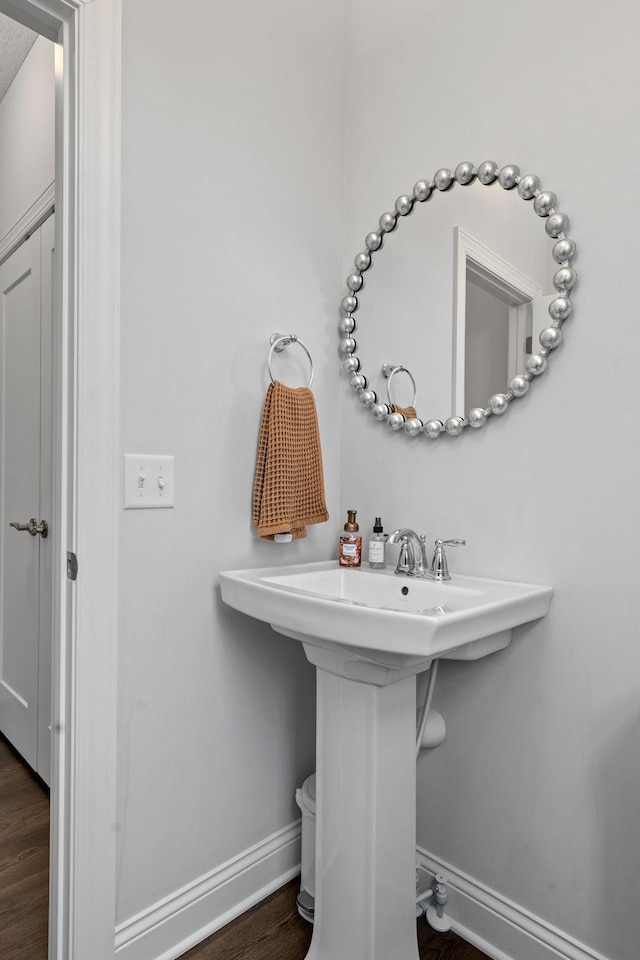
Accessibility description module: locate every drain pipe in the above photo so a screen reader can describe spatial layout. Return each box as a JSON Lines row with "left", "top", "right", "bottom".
{"left": 416, "top": 663, "right": 452, "bottom": 932}
{"left": 416, "top": 660, "right": 439, "bottom": 756}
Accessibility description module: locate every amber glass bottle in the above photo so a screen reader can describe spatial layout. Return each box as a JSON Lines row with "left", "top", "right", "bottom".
{"left": 339, "top": 509, "right": 362, "bottom": 567}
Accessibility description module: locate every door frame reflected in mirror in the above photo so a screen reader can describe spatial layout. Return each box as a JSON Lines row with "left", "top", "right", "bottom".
{"left": 453, "top": 225, "right": 542, "bottom": 414}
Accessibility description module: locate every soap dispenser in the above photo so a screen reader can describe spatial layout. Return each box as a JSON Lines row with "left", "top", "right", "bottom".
{"left": 339, "top": 510, "right": 362, "bottom": 567}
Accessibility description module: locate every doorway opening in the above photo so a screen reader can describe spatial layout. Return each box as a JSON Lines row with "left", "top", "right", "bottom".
{"left": 0, "top": 2, "right": 120, "bottom": 959}
{"left": 0, "top": 25, "right": 55, "bottom": 957}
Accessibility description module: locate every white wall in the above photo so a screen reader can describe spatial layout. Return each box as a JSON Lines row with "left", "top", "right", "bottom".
{"left": 341, "top": 3, "right": 640, "bottom": 960}
{"left": 116, "top": 0, "right": 344, "bottom": 935}
{"left": 115, "top": 3, "right": 640, "bottom": 959}
{"left": 0, "top": 36, "right": 54, "bottom": 243}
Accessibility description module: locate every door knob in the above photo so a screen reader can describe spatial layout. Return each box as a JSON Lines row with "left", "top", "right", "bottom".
{"left": 9, "top": 518, "right": 48, "bottom": 538}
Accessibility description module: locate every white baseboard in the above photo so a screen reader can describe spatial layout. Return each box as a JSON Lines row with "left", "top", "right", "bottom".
{"left": 115, "top": 820, "right": 302, "bottom": 960}
{"left": 417, "top": 847, "right": 612, "bottom": 960}
{"left": 114, "top": 827, "right": 611, "bottom": 960}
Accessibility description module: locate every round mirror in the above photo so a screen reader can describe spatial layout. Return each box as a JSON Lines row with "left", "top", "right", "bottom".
{"left": 339, "top": 162, "right": 576, "bottom": 438}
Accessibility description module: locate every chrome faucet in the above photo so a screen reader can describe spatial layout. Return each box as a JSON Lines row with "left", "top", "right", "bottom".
{"left": 386, "top": 529, "right": 430, "bottom": 577}
{"left": 387, "top": 531, "right": 466, "bottom": 581}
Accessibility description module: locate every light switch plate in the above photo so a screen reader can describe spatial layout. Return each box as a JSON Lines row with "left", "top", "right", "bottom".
{"left": 124, "top": 454, "right": 175, "bottom": 509}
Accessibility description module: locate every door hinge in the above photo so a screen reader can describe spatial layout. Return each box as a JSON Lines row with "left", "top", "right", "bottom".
{"left": 66, "top": 551, "right": 78, "bottom": 581}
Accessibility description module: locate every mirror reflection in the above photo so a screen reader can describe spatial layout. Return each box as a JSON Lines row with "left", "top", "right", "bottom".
{"left": 340, "top": 164, "right": 575, "bottom": 438}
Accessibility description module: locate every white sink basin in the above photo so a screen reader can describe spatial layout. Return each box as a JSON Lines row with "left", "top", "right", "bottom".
{"left": 219, "top": 560, "right": 552, "bottom": 665}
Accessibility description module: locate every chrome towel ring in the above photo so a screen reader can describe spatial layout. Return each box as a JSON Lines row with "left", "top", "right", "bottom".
{"left": 382, "top": 363, "right": 417, "bottom": 409}
{"left": 268, "top": 333, "right": 314, "bottom": 388}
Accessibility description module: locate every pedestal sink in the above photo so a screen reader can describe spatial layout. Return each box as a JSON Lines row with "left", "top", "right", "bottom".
{"left": 219, "top": 561, "right": 552, "bottom": 960}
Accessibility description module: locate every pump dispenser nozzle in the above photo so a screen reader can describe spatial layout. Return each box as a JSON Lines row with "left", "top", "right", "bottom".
{"left": 344, "top": 510, "right": 359, "bottom": 532}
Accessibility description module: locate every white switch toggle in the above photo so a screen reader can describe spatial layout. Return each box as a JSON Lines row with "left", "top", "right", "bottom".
{"left": 124, "top": 455, "right": 175, "bottom": 509}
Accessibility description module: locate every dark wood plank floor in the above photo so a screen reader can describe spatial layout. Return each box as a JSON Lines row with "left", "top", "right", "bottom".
{"left": 0, "top": 734, "right": 49, "bottom": 960}
{"left": 182, "top": 880, "right": 490, "bottom": 960}
{"left": 0, "top": 734, "right": 488, "bottom": 960}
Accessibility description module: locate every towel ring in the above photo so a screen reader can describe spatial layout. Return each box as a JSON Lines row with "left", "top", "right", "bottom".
{"left": 268, "top": 333, "right": 314, "bottom": 388}
{"left": 382, "top": 364, "right": 417, "bottom": 409}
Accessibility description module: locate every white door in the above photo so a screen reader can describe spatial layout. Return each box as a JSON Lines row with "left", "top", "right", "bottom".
{"left": 0, "top": 214, "right": 53, "bottom": 784}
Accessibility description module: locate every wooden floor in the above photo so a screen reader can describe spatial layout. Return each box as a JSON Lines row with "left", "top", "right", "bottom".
{"left": 0, "top": 734, "right": 487, "bottom": 960}
{"left": 182, "top": 880, "right": 490, "bottom": 960}
{"left": 0, "top": 735, "right": 49, "bottom": 960}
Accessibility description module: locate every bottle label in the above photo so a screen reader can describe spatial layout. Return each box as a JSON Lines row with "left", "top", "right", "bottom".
{"left": 339, "top": 534, "right": 362, "bottom": 566}
{"left": 368, "top": 540, "right": 384, "bottom": 563}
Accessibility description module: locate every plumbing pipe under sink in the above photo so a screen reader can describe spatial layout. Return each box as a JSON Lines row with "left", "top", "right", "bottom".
{"left": 416, "top": 660, "right": 439, "bottom": 756}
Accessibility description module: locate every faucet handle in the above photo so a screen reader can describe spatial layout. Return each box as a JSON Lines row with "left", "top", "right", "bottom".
{"left": 431, "top": 538, "right": 466, "bottom": 581}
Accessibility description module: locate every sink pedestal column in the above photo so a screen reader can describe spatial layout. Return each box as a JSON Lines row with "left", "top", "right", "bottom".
{"left": 302, "top": 641, "right": 422, "bottom": 960}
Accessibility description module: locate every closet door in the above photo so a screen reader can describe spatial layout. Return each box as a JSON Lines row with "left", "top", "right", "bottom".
{"left": 0, "top": 217, "right": 53, "bottom": 783}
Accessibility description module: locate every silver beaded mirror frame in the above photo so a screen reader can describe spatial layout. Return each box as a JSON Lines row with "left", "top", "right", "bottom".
{"left": 339, "top": 161, "right": 576, "bottom": 438}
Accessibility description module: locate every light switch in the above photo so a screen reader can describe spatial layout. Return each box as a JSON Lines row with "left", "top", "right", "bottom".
{"left": 124, "top": 454, "right": 175, "bottom": 509}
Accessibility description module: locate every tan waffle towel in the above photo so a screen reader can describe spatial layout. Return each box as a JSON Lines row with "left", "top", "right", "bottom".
{"left": 392, "top": 404, "right": 417, "bottom": 419}
{"left": 252, "top": 381, "right": 329, "bottom": 540}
